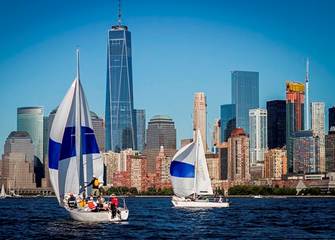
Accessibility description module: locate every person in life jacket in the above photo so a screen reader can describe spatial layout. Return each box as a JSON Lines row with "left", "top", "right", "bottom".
{"left": 86, "top": 175, "right": 104, "bottom": 196}
{"left": 109, "top": 194, "right": 119, "bottom": 218}
{"left": 67, "top": 193, "right": 77, "bottom": 208}
{"left": 87, "top": 196, "right": 97, "bottom": 211}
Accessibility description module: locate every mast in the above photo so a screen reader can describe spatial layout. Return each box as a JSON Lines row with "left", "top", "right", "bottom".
{"left": 118, "top": 0, "right": 122, "bottom": 26}
{"left": 75, "top": 49, "right": 84, "bottom": 196}
{"left": 305, "top": 58, "right": 310, "bottom": 130}
{"left": 193, "top": 130, "right": 199, "bottom": 199}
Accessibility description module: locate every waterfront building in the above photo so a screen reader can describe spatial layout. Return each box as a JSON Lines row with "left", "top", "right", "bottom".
{"left": 217, "top": 142, "right": 228, "bottom": 180}
{"left": 1, "top": 131, "right": 36, "bottom": 190}
{"left": 286, "top": 81, "right": 305, "bottom": 173}
{"left": 212, "top": 119, "right": 221, "bottom": 152}
{"left": 227, "top": 128, "right": 250, "bottom": 182}
{"left": 220, "top": 104, "right": 236, "bottom": 142}
{"left": 134, "top": 109, "right": 146, "bottom": 152}
{"left": 105, "top": 17, "right": 135, "bottom": 152}
{"left": 329, "top": 106, "right": 335, "bottom": 131}
{"left": 231, "top": 71, "right": 259, "bottom": 134}
{"left": 127, "top": 154, "right": 147, "bottom": 192}
{"left": 180, "top": 138, "right": 193, "bottom": 148}
{"left": 311, "top": 102, "right": 325, "bottom": 172}
{"left": 264, "top": 149, "right": 287, "bottom": 179}
{"left": 292, "top": 130, "right": 319, "bottom": 174}
{"left": 155, "top": 146, "right": 172, "bottom": 189}
{"left": 326, "top": 127, "right": 335, "bottom": 172}
{"left": 144, "top": 115, "right": 176, "bottom": 173}
{"left": 17, "top": 106, "right": 44, "bottom": 186}
{"left": 193, "top": 92, "right": 207, "bottom": 151}
{"left": 206, "top": 153, "right": 220, "bottom": 180}
{"left": 249, "top": 108, "right": 268, "bottom": 165}
{"left": 266, "top": 100, "right": 286, "bottom": 149}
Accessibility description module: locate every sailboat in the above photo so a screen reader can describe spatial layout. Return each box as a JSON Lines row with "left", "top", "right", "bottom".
{"left": 0, "top": 184, "right": 7, "bottom": 199}
{"left": 170, "top": 129, "right": 229, "bottom": 208}
{"left": 48, "top": 49, "right": 129, "bottom": 222}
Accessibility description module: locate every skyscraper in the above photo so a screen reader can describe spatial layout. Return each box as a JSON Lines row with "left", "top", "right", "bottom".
{"left": 220, "top": 104, "right": 236, "bottom": 142}
{"left": 193, "top": 92, "right": 207, "bottom": 151}
{"left": 105, "top": 9, "right": 135, "bottom": 152}
{"left": 264, "top": 149, "right": 287, "bottom": 179}
{"left": 266, "top": 100, "right": 286, "bottom": 149}
{"left": 2, "top": 131, "right": 36, "bottom": 190}
{"left": 329, "top": 106, "right": 335, "bottom": 131}
{"left": 249, "top": 108, "right": 268, "bottom": 165}
{"left": 326, "top": 127, "right": 335, "bottom": 172}
{"left": 91, "top": 111, "right": 105, "bottom": 152}
{"left": 17, "top": 106, "right": 44, "bottom": 187}
{"left": 145, "top": 115, "right": 176, "bottom": 173}
{"left": 232, "top": 71, "right": 259, "bottom": 134}
{"left": 311, "top": 102, "right": 325, "bottom": 172}
{"left": 286, "top": 81, "right": 305, "bottom": 173}
{"left": 134, "top": 109, "right": 146, "bottom": 152}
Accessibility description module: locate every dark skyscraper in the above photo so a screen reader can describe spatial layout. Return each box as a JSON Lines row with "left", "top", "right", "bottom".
{"left": 145, "top": 115, "right": 176, "bottom": 173}
{"left": 105, "top": 13, "right": 135, "bottom": 152}
{"left": 220, "top": 104, "right": 236, "bottom": 142}
{"left": 329, "top": 106, "right": 335, "bottom": 131}
{"left": 231, "top": 71, "right": 259, "bottom": 134}
{"left": 134, "top": 109, "right": 146, "bottom": 152}
{"left": 267, "top": 100, "right": 286, "bottom": 149}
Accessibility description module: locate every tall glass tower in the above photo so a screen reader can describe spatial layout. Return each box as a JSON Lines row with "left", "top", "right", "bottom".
{"left": 105, "top": 19, "right": 135, "bottom": 152}
{"left": 231, "top": 71, "right": 259, "bottom": 134}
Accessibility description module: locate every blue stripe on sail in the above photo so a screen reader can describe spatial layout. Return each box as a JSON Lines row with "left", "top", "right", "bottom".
{"left": 49, "top": 139, "right": 61, "bottom": 170}
{"left": 48, "top": 126, "right": 100, "bottom": 169}
{"left": 170, "top": 161, "right": 195, "bottom": 178}
{"left": 81, "top": 126, "right": 100, "bottom": 154}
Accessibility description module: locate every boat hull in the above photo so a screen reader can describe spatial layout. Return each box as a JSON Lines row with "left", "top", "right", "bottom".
{"left": 171, "top": 196, "right": 229, "bottom": 208}
{"left": 66, "top": 208, "right": 129, "bottom": 222}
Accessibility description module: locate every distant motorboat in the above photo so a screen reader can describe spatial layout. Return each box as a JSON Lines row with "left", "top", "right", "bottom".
{"left": 170, "top": 130, "right": 229, "bottom": 208}
{"left": 253, "top": 195, "right": 263, "bottom": 199}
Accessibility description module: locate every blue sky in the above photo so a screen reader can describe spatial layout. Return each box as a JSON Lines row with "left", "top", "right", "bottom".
{"left": 0, "top": 0, "right": 335, "bottom": 153}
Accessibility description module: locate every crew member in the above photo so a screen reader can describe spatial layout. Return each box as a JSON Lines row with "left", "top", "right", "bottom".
{"left": 109, "top": 194, "right": 119, "bottom": 218}
{"left": 67, "top": 193, "right": 77, "bottom": 208}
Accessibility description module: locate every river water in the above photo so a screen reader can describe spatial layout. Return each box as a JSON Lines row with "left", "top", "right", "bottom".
{"left": 0, "top": 196, "right": 334, "bottom": 239}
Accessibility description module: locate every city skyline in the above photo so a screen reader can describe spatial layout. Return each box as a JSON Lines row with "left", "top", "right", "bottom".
{"left": 1, "top": 0, "right": 335, "bottom": 153}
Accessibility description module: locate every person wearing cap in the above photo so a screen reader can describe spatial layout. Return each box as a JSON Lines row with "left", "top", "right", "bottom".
{"left": 67, "top": 193, "right": 77, "bottom": 209}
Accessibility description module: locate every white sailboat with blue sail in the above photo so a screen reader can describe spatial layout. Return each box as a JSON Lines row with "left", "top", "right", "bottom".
{"left": 170, "top": 129, "right": 229, "bottom": 208}
{"left": 48, "top": 49, "right": 129, "bottom": 222}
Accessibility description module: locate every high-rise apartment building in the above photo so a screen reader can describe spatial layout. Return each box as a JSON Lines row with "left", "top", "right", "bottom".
{"left": 1, "top": 131, "right": 36, "bottom": 190}
{"left": 266, "top": 100, "right": 286, "bottom": 149}
{"left": 205, "top": 153, "right": 220, "bottom": 180}
{"left": 17, "top": 106, "right": 44, "bottom": 186}
{"left": 249, "top": 108, "right": 268, "bottom": 165}
{"left": 227, "top": 128, "right": 250, "bottom": 182}
{"left": 292, "top": 130, "right": 319, "bottom": 174}
{"left": 193, "top": 92, "right": 207, "bottom": 151}
{"left": 311, "top": 102, "right": 325, "bottom": 172}
{"left": 326, "top": 127, "right": 335, "bottom": 172}
{"left": 231, "top": 71, "right": 259, "bottom": 134}
{"left": 91, "top": 111, "right": 105, "bottom": 152}
{"left": 329, "top": 106, "right": 335, "bottom": 131}
{"left": 145, "top": 115, "right": 176, "bottom": 173}
{"left": 134, "top": 109, "right": 146, "bottom": 152}
{"left": 212, "top": 119, "right": 221, "bottom": 151}
{"left": 155, "top": 146, "right": 172, "bottom": 189}
{"left": 264, "top": 149, "right": 287, "bottom": 179}
{"left": 286, "top": 81, "right": 305, "bottom": 173}
{"left": 220, "top": 104, "right": 236, "bottom": 142}
{"left": 105, "top": 18, "right": 135, "bottom": 152}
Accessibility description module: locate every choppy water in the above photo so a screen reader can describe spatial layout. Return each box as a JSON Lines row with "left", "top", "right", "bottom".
{"left": 0, "top": 196, "right": 334, "bottom": 239}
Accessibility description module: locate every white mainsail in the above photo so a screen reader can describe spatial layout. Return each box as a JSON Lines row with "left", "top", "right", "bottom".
{"left": 0, "top": 184, "right": 6, "bottom": 198}
{"left": 48, "top": 50, "right": 103, "bottom": 204}
{"left": 170, "top": 129, "right": 213, "bottom": 198}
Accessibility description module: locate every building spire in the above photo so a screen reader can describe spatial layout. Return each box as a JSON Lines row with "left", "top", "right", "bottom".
{"left": 118, "top": 0, "right": 122, "bottom": 26}
{"left": 76, "top": 48, "right": 80, "bottom": 80}
{"left": 305, "top": 57, "right": 310, "bottom": 130}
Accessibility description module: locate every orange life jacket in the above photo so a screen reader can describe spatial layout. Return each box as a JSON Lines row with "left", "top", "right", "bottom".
{"left": 88, "top": 200, "right": 96, "bottom": 209}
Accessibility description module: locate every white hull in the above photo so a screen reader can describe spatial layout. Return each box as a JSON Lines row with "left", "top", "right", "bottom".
{"left": 172, "top": 196, "right": 229, "bottom": 208}
{"left": 66, "top": 207, "right": 129, "bottom": 222}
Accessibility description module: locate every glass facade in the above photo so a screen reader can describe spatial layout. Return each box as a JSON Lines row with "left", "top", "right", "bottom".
{"left": 231, "top": 71, "right": 259, "bottom": 134}
{"left": 266, "top": 100, "right": 286, "bottom": 149}
{"left": 134, "top": 109, "right": 146, "bottom": 152}
{"left": 329, "top": 106, "right": 335, "bottom": 131}
{"left": 105, "top": 25, "right": 135, "bottom": 152}
{"left": 220, "top": 104, "right": 236, "bottom": 142}
{"left": 249, "top": 108, "right": 267, "bottom": 165}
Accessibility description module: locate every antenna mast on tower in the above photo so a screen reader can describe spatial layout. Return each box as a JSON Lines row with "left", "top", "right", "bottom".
{"left": 305, "top": 58, "right": 310, "bottom": 130}
{"left": 118, "top": 0, "right": 122, "bottom": 26}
